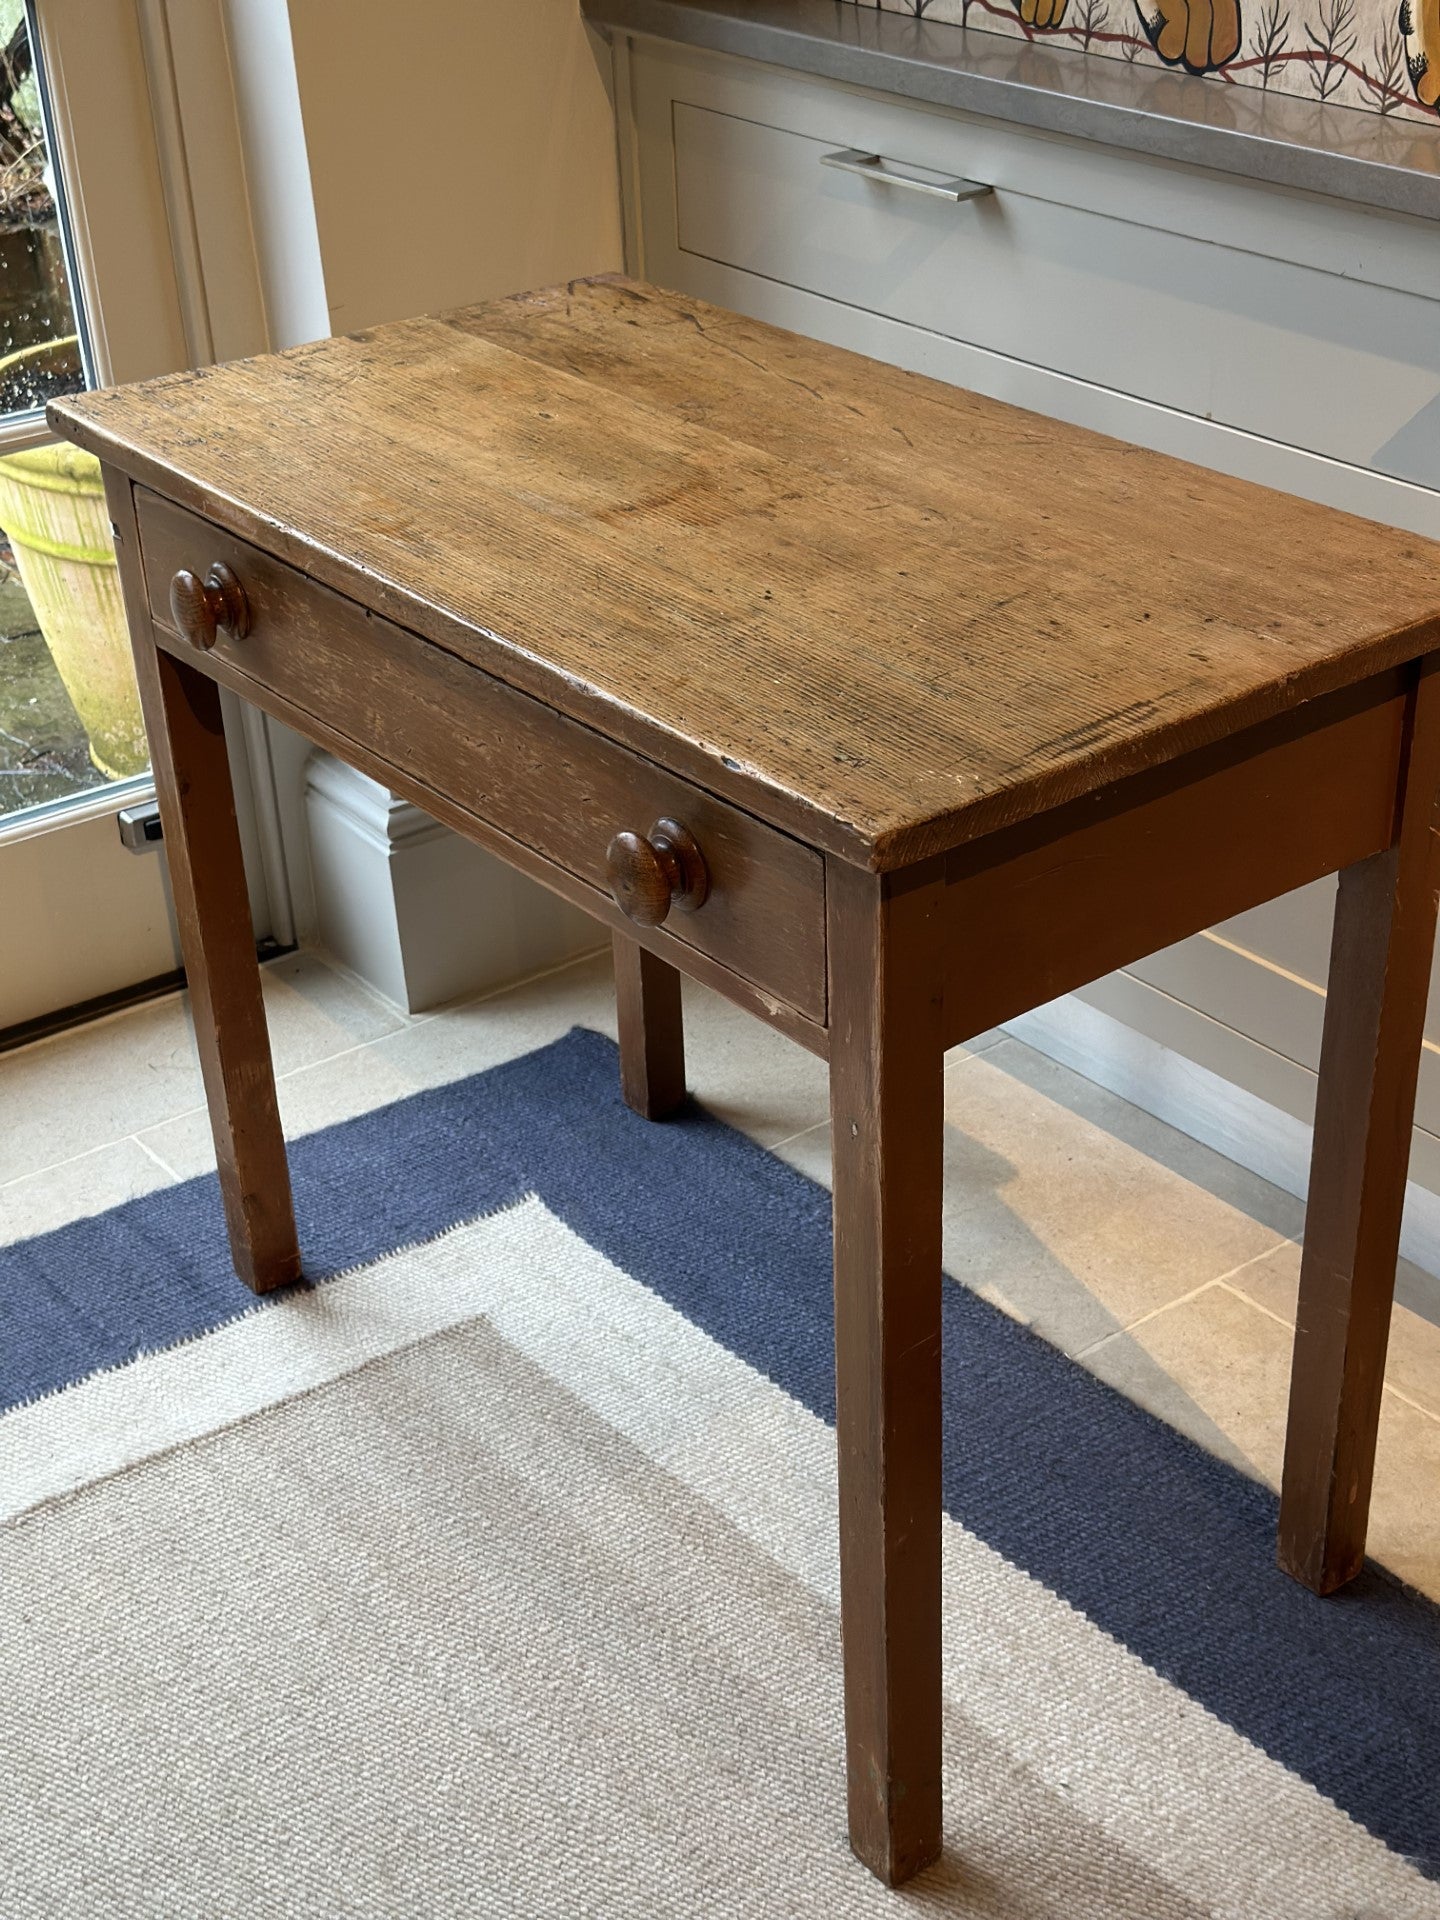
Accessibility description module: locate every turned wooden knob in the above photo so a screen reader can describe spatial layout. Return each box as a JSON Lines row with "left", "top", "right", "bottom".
{"left": 606, "top": 817, "right": 709, "bottom": 926}
{"left": 169, "top": 562, "right": 250, "bottom": 650}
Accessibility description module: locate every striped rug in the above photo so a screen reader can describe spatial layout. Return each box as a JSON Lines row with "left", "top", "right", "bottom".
{"left": 2, "top": 1026, "right": 1437, "bottom": 1918}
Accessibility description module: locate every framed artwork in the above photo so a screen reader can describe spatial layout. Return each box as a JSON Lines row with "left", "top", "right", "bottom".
{"left": 848, "top": 0, "right": 1440, "bottom": 120}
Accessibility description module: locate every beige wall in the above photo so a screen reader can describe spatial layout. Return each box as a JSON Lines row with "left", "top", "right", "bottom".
{"left": 284, "top": 0, "right": 623, "bottom": 333}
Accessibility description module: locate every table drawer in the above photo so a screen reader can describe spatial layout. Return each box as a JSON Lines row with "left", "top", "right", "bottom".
{"left": 638, "top": 44, "right": 1440, "bottom": 494}
{"left": 135, "top": 488, "right": 827, "bottom": 1021}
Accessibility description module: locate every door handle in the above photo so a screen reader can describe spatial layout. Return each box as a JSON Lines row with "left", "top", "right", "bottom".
{"left": 819, "top": 147, "right": 993, "bottom": 203}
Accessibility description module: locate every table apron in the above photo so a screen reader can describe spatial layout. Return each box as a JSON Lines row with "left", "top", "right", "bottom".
{"left": 940, "top": 670, "right": 1411, "bottom": 1048}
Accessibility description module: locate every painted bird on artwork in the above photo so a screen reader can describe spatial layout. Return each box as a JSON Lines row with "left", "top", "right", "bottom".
{"left": 1018, "top": 0, "right": 1239, "bottom": 64}
{"left": 1402, "top": 0, "right": 1440, "bottom": 103}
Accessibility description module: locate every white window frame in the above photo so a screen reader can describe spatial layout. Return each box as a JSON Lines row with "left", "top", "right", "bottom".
{"left": 0, "top": 0, "right": 309, "bottom": 1029}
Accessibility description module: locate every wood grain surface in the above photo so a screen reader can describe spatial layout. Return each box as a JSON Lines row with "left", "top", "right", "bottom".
{"left": 54, "top": 277, "right": 1440, "bottom": 870}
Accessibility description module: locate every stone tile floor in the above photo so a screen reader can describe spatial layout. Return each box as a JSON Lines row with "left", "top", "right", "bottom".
{"left": 3, "top": 942, "right": 1438, "bottom": 1599}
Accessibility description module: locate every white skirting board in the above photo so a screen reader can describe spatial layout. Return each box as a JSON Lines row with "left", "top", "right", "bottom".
{"left": 303, "top": 752, "right": 599, "bottom": 1014}
{"left": 1006, "top": 992, "right": 1440, "bottom": 1284}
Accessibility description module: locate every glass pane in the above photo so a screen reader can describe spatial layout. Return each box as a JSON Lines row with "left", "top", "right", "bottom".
{"left": 0, "top": 0, "right": 147, "bottom": 825}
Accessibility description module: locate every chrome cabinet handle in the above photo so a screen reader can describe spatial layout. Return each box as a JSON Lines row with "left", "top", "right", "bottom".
{"left": 819, "top": 147, "right": 992, "bottom": 203}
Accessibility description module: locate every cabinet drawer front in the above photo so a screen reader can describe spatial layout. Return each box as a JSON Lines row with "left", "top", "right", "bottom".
{"left": 657, "top": 78, "right": 1440, "bottom": 492}
{"left": 136, "top": 488, "right": 826, "bottom": 1020}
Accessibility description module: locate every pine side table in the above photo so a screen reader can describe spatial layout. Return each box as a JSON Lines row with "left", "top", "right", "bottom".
{"left": 53, "top": 277, "right": 1440, "bottom": 1887}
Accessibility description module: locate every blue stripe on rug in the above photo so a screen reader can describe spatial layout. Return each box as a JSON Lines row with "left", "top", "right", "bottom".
{"left": 4, "top": 1023, "right": 1437, "bottom": 1875}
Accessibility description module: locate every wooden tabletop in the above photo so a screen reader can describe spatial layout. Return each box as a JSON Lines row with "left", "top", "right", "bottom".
{"left": 54, "top": 276, "right": 1440, "bottom": 870}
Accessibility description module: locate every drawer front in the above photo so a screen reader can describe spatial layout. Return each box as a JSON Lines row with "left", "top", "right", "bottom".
{"left": 136, "top": 488, "right": 827, "bottom": 1021}
{"left": 636, "top": 43, "right": 1440, "bottom": 500}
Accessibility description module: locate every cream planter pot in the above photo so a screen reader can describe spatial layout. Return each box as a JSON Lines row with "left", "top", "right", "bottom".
{"left": 0, "top": 344, "right": 146, "bottom": 780}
